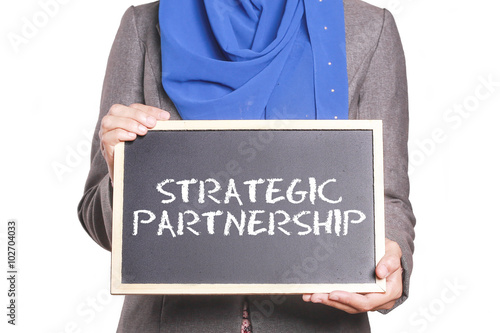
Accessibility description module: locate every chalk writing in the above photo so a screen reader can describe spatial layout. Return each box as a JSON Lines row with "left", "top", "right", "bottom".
{"left": 132, "top": 177, "right": 365, "bottom": 237}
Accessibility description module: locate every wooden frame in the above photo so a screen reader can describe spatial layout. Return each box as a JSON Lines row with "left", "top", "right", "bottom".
{"left": 111, "top": 119, "right": 385, "bottom": 294}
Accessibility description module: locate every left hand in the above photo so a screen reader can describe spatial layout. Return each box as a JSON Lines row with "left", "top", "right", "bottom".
{"left": 302, "top": 238, "right": 403, "bottom": 314}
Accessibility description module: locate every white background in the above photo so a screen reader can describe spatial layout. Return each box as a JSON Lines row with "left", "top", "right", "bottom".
{"left": 1, "top": 0, "right": 499, "bottom": 332}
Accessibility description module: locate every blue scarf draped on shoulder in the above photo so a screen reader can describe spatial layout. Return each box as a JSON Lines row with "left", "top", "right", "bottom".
{"left": 159, "top": 0, "right": 348, "bottom": 120}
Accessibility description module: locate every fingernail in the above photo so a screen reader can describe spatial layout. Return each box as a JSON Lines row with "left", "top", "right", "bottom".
{"left": 160, "top": 111, "right": 170, "bottom": 120}
{"left": 138, "top": 124, "right": 147, "bottom": 133}
{"left": 330, "top": 295, "right": 339, "bottom": 301}
{"left": 146, "top": 116, "right": 156, "bottom": 127}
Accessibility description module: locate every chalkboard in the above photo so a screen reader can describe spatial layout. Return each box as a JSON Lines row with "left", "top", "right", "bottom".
{"left": 111, "top": 120, "right": 385, "bottom": 295}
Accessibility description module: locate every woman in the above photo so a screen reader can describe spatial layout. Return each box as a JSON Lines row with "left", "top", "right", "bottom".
{"left": 78, "top": 0, "right": 415, "bottom": 331}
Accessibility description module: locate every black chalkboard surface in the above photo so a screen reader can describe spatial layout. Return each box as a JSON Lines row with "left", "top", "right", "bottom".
{"left": 111, "top": 120, "right": 385, "bottom": 294}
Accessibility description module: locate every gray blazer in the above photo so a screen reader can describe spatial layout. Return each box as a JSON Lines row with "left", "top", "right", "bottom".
{"left": 78, "top": 0, "right": 416, "bottom": 331}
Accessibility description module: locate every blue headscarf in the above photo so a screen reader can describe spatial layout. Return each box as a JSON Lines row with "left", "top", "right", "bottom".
{"left": 159, "top": 0, "right": 348, "bottom": 120}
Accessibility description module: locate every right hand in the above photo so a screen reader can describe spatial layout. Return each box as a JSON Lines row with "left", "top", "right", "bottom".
{"left": 99, "top": 103, "right": 170, "bottom": 183}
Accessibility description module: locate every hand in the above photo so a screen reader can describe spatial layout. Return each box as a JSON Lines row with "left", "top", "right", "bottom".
{"left": 302, "top": 238, "right": 403, "bottom": 314}
{"left": 99, "top": 103, "right": 170, "bottom": 183}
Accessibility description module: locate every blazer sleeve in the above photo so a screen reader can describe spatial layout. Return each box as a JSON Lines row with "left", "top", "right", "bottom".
{"left": 358, "top": 9, "right": 416, "bottom": 312}
{"left": 77, "top": 6, "right": 146, "bottom": 251}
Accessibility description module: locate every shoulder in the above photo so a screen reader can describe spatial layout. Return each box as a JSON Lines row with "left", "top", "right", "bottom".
{"left": 127, "top": 1, "right": 159, "bottom": 27}
{"left": 344, "top": 0, "right": 399, "bottom": 49}
{"left": 344, "top": 0, "right": 385, "bottom": 21}
{"left": 120, "top": 1, "right": 160, "bottom": 44}
{"left": 343, "top": 0, "right": 402, "bottom": 66}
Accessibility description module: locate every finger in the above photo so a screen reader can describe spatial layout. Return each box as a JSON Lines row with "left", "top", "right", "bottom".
{"left": 108, "top": 104, "right": 170, "bottom": 129}
{"left": 344, "top": 266, "right": 403, "bottom": 312}
{"left": 383, "top": 266, "right": 403, "bottom": 300}
{"left": 307, "top": 284, "right": 400, "bottom": 314}
{"left": 309, "top": 293, "right": 360, "bottom": 314}
{"left": 376, "top": 239, "right": 402, "bottom": 279}
{"left": 305, "top": 263, "right": 404, "bottom": 314}
{"left": 101, "top": 114, "right": 150, "bottom": 137}
{"left": 325, "top": 292, "right": 395, "bottom": 314}
{"left": 128, "top": 103, "right": 171, "bottom": 121}
{"left": 101, "top": 128, "right": 137, "bottom": 154}
{"left": 323, "top": 266, "right": 402, "bottom": 313}
{"left": 108, "top": 105, "right": 157, "bottom": 129}
{"left": 328, "top": 291, "right": 375, "bottom": 313}
{"left": 101, "top": 128, "right": 138, "bottom": 182}
{"left": 365, "top": 286, "right": 399, "bottom": 311}
{"left": 364, "top": 266, "right": 403, "bottom": 306}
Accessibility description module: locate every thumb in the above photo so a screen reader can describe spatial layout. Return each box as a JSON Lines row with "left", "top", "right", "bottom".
{"left": 376, "top": 239, "right": 402, "bottom": 279}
